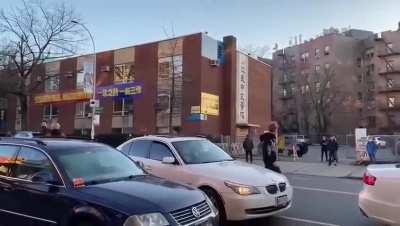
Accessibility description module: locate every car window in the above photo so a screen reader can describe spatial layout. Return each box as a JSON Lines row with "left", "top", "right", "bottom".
{"left": 0, "top": 145, "right": 19, "bottom": 176}
{"left": 130, "top": 140, "right": 151, "bottom": 158}
{"left": 119, "top": 143, "right": 132, "bottom": 154}
{"left": 13, "top": 147, "right": 60, "bottom": 184}
{"left": 149, "top": 142, "right": 174, "bottom": 161}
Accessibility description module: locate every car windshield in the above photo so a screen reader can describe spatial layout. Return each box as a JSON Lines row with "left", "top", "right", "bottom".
{"left": 172, "top": 139, "right": 233, "bottom": 164}
{"left": 55, "top": 146, "right": 145, "bottom": 186}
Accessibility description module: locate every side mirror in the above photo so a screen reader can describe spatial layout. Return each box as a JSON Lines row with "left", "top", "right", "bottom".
{"left": 31, "top": 171, "right": 57, "bottom": 184}
{"left": 162, "top": 157, "right": 176, "bottom": 165}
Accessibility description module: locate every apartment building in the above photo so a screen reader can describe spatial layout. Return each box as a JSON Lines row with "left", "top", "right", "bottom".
{"left": 272, "top": 29, "right": 374, "bottom": 141}
{"left": 0, "top": 33, "right": 272, "bottom": 141}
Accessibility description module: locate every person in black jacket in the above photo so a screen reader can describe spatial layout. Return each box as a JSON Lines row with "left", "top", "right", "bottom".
{"left": 243, "top": 134, "right": 254, "bottom": 163}
{"left": 260, "top": 124, "right": 281, "bottom": 173}
{"left": 327, "top": 136, "right": 339, "bottom": 166}
{"left": 320, "top": 136, "right": 329, "bottom": 162}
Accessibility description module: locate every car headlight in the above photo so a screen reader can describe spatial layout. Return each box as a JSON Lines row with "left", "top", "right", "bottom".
{"left": 224, "top": 181, "right": 260, "bottom": 196}
{"left": 123, "top": 213, "right": 169, "bottom": 226}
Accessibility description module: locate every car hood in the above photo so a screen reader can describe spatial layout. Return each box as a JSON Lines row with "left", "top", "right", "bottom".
{"left": 75, "top": 175, "right": 204, "bottom": 214}
{"left": 187, "top": 160, "right": 287, "bottom": 186}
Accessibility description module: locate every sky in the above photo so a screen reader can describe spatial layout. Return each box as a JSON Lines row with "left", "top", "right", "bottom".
{"left": 1, "top": 0, "right": 400, "bottom": 57}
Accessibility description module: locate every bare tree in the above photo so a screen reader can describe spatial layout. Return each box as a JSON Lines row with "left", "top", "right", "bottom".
{"left": 0, "top": 0, "right": 83, "bottom": 130}
{"left": 240, "top": 44, "right": 270, "bottom": 58}
{"left": 297, "top": 68, "right": 345, "bottom": 135}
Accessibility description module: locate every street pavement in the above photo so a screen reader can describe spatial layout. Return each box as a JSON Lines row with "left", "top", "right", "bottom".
{"left": 229, "top": 174, "right": 380, "bottom": 226}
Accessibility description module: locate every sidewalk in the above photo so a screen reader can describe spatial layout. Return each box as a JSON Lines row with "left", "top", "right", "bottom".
{"left": 238, "top": 159, "right": 365, "bottom": 179}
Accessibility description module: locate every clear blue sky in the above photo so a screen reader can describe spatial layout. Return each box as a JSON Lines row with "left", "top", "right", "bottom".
{"left": 2, "top": 0, "right": 400, "bottom": 56}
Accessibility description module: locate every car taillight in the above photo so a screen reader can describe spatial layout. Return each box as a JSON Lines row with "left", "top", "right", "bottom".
{"left": 363, "top": 172, "right": 376, "bottom": 186}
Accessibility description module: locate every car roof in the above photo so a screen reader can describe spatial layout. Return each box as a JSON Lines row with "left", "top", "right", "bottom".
{"left": 133, "top": 135, "right": 206, "bottom": 143}
{"left": 0, "top": 137, "right": 108, "bottom": 153}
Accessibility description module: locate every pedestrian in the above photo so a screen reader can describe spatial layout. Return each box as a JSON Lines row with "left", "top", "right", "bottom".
{"left": 243, "top": 134, "right": 254, "bottom": 163}
{"left": 320, "top": 136, "right": 329, "bottom": 162}
{"left": 50, "top": 121, "right": 66, "bottom": 138}
{"left": 328, "top": 136, "right": 339, "bottom": 166}
{"left": 40, "top": 121, "right": 48, "bottom": 136}
{"left": 366, "top": 137, "right": 378, "bottom": 163}
{"left": 260, "top": 124, "right": 281, "bottom": 173}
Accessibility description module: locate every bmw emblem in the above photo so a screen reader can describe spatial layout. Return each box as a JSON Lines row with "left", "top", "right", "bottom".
{"left": 192, "top": 207, "right": 201, "bottom": 218}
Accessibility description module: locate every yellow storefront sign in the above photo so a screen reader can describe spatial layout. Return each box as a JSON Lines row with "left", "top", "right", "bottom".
{"left": 34, "top": 90, "right": 91, "bottom": 104}
{"left": 201, "top": 92, "right": 219, "bottom": 116}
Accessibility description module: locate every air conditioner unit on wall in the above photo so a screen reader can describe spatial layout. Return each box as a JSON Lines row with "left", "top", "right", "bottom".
{"left": 100, "top": 66, "right": 111, "bottom": 72}
{"left": 209, "top": 59, "right": 219, "bottom": 67}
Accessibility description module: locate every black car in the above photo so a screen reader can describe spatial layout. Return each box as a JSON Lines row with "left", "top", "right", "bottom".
{"left": 0, "top": 138, "right": 218, "bottom": 226}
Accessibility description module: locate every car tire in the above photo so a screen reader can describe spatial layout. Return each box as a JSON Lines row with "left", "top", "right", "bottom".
{"left": 69, "top": 217, "right": 101, "bottom": 226}
{"left": 202, "top": 187, "right": 226, "bottom": 226}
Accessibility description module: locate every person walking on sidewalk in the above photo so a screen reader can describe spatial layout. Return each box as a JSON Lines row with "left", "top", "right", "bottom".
{"left": 243, "top": 134, "right": 254, "bottom": 163}
{"left": 328, "top": 136, "right": 339, "bottom": 166}
{"left": 320, "top": 136, "right": 329, "bottom": 162}
{"left": 366, "top": 137, "right": 378, "bottom": 163}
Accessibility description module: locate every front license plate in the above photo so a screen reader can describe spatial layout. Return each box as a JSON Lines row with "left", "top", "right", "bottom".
{"left": 276, "top": 195, "right": 288, "bottom": 207}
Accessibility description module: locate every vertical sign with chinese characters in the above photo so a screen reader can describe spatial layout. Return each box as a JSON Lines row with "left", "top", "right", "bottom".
{"left": 236, "top": 52, "right": 248, "bottom": 124}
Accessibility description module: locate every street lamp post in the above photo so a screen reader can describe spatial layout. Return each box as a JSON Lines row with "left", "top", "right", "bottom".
{"left": 71, "top": 20, "right": 97, "bottom": 140}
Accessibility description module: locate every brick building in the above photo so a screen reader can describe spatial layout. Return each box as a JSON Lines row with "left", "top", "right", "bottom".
{"left": 272, "top": 29, "right": 374, "bottom": 141}
{"left": 0, "top": 33, "right": 272, "bottom": 141}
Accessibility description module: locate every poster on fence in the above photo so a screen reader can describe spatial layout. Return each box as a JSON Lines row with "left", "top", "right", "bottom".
{"left": 355, "top": 128, "right": 369, "bottom": 162}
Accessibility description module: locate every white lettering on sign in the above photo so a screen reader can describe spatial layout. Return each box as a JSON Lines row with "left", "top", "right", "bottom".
{"left": 236, "top": 52, "right": 248, "bottom": 124}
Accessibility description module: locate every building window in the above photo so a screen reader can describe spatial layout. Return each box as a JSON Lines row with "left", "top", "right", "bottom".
{"left": 283, "top": 88, "right": 288, "bottom": 97}
{"left": 386, "top": 61, "right": 394, "bottom": 72}
{"left": 357, "top": 92, "right": 362, "bottom": 101}
{"left": 387, "top": 43, "right": 393, "bottom": 54}
{"left": 290, "top": 55, "right": 295, "bottom": 63}
{"left": 44, "top": 75, "right": 60, "bottom": 92}
{"left": 315, "top": 65, "right": 320, "bottom": 72}
{"left": 357, "top": 74, "right": 362, "bottom": 83}
{"left": 356, "top": 58, "right": 362, "bottom": 68}
{"left": 113, "top": 98, "right": 133, "bottom": 116}
{"left": 368, "top": 116, "right": 376, "bottom": 128}
{"left": 386, "top": 79, "right": 394, "bottom": 88}
{"left": 75, "top": 102, "right": 91, "bottom": 118}
{"left": 324, "top": 45, "right": 330, "bottom": 55}
{"left": 301, "top": 52, "right": 309, "bottom": 63}
{"left": 114, "top": 64, "right": 134, "bottom": 83}
{"left": 76, "top": 71, "right": 85, "bottom": 89}
{"left": 315, "top": 82, "right": 321, "bottom": 92}
{"left": 305, "top": 85, "right": 310, "bottom": 92}
{"left": 301, "top": 86, "right": 305, "bottom": 95}
{"left": 315, "top": 48, "right": 320, "bottom": 59}
{"left": 388, "top": 97, "right": 395, "bottom": 108}
{"left": 43, "top": 104, "right": 59, "bottom": 120}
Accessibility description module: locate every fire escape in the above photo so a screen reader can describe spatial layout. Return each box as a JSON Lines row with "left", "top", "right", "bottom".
{"left": 375, "top": 33, "right": 400, "bottom": 131}
{"left": 277, "top": 50, "right": 298, "bottom": 132}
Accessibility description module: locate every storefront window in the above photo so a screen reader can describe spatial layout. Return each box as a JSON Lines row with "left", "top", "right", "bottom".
{"left": 76, "top": 71, "right": 85, "bottom": 89}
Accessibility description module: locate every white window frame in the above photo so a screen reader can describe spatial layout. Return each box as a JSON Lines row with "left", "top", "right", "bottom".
{"left": 43, "top": 104, "right": 58, "bottom": 120}
{"left": 388, "top": 97, "right": 395, "bottom": 108}
{"left": 75, "top": 102, "right": 91, "bottom": 118}
{"left": 113, "top": 98, "right": 132, "bottom": 116}
{"left": 44, "top": 75, "right": 60, "bottom": 92}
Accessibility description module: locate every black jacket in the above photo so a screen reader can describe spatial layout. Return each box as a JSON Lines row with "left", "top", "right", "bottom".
{"left": 243, "top": 138, "right": 254, "bottom": 151}
{"left": 327, "top": 140, "right": 338, "bottom": 152}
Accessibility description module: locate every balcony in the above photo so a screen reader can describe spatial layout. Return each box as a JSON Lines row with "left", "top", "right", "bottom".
{"left": 377, "top": 86, "right": 400, "bottom": 93}
{"left": 279, "top": 93, "right": 294, "bottom": 100}
{"left": 378, "top": 104, "right": 400, "bottom": 112}
{"left": 377, "top": 51, "right": 400, "bottom": 58}
{"left": 378, "top": 69, "right": 400, "bottom": 76}
{"left": 278, "top": 76, "right": 296, "bottom": 84}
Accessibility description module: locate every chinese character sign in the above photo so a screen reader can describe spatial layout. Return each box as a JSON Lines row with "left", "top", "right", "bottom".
{"left": 236, "top": 52, "right": 248, "bottom": 124}
{"left": 96, "top": 81, "right": 144, "bottom": 99}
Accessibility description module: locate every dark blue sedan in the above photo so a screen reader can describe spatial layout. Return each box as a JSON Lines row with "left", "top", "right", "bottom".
{"left": 0, "top": 138, "right": 218, "bottom": 226}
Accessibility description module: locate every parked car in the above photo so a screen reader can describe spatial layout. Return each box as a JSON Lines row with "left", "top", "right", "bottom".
{"left": 359, "top": 164, "right": 400, "bottom": 225}
{"left": 118, "top": 136, "right": 293, "bottom": 223}
{"left": 13, "top": 131, "right": 41, "bottom": 139}
{"left": 0, "top": 138, "right": 218, "bottom": 226}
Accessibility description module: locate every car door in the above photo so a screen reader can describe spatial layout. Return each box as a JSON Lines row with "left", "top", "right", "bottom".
{"left": 0, "top": 144, "right": 20, "bottom": 225}
{"left": 146, "top": 141, "right": 183, "bottom": 181}
{"left": 10, "top": 146, "right": 71, "bottom": 226}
